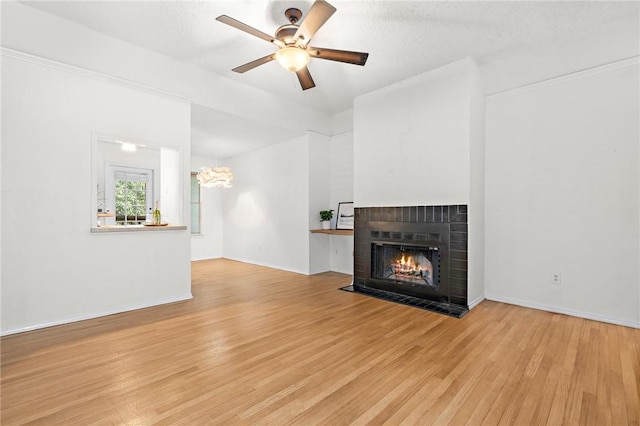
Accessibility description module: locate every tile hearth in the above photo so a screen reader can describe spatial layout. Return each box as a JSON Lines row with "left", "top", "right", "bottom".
{"left": 340, "top": 285, "right": 468, "bottom": 318}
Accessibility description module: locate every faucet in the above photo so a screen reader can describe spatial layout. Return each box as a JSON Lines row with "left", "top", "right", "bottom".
{"left": 97, "top": 203, "right": 108, "bottom": 213}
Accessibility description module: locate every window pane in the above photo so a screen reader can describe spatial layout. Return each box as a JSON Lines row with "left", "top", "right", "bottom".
{"left": 191, "top": 174, "right": 200, "bottom": 200}
{"left": 191, "top": 173, "right": 200, "bottom": 234}
{"left": 191, "top": 204, "right": 200, "bottom": 234}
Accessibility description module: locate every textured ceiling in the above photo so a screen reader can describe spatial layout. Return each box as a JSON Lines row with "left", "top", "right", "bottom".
{"left": 19, "top": 1, "right": 639, "bottom": 159}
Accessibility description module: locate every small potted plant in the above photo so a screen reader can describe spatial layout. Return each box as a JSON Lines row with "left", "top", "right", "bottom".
{"left": 319, "top": 209, "right": 334, "bottom": 230}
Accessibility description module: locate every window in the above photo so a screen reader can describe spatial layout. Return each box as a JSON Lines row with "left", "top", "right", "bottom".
{"left": 106, "top": 166, "right": 153, "bottom": 225}
{"left": 191, "top": 173, "right": 201, "bottom": 234}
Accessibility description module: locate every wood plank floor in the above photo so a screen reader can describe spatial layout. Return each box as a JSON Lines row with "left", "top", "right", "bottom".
{"left": 1, "top": 258, "right": 639, "bottom": 425}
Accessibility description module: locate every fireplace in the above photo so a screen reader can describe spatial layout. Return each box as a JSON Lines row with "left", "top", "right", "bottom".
{"left": 353, "top": 205, "right": 468, "bottom": 317}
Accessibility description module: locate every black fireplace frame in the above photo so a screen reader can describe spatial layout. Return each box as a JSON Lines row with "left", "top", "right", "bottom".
{"left": 358, "top": 221, "right": 450, "bottom": 303}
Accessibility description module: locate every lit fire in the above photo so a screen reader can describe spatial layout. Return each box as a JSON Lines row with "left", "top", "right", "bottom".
{"left": 384, "top": 250, "right": 434, "bottom": 286}
{"left": 392, "top": 254, "right": 421, "bottom": 276}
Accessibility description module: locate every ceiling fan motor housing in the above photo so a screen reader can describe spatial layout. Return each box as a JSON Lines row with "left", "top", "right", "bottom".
{"left": 275, "top": 24, "right": 300, "bottom": 45}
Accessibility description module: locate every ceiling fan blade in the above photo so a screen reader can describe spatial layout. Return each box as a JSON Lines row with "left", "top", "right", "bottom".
{"left": 293, "top": 0, "right": 336, "bottom": 45}
{"left": 216, "top": 15, "right": 283, "bottom": 47}
{"left": 296, "top": 66, "right": 316, "bottom": 90}
{"left": 308, "top": 47, "right": 369, "bottom": 66}
{"left": 232, "top": 54, "right": 276, "bottom": 73}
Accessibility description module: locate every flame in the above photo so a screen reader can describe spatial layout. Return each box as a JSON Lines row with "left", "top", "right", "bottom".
{"left": 393, "top": 254, "right": 419, "bottom": 274}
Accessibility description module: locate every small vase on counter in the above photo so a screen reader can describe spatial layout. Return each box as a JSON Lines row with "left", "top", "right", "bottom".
{"left": 152, "top": 200, "right": 161, "bottom": 225}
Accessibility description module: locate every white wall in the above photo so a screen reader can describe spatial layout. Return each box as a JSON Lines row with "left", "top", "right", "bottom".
{"left": 354, "top": 59, "right": 477, "bottom": 207}
{"left": 222, "top": 133, "right": 331, "bottom": 275}
{"left": 222, "top": 135, "right": 311, "bottom": 274}
{"left": 308, "top": 132, "right": 331, "bottom": 274}
{"left": 1, "top": 54, "right": 192, "bottom": 335}
{"left": 191, "top": 155, "right": 224, "bottom": 261}
{"left": 329, "top": 131, "right": 355, "bottom": 275}
{"left": 159, "top": 147, "right": 182, "bottom": 225}
{"left": 485, "top": 59, "right": 640, "bottom": 327}
{"left": 468, "top": 65, "right": 486, "bottom": 307}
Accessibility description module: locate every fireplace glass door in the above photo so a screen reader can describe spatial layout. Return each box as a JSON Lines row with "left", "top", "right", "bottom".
{"left": 371, "top": 243, "right": 440, "bottom": 290}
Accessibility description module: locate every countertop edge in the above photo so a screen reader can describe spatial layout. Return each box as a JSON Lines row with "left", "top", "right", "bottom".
{"left": 91, "top": 225, "right": 187, "bottom": 233}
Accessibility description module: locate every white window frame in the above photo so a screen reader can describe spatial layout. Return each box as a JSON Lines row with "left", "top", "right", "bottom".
{"left": 105, "top": 165, "right": 154, "bottom": 225}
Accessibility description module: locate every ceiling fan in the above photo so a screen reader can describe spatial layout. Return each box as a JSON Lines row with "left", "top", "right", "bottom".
{"left": 216, "top": 0, "right": 369, "bottom": 90}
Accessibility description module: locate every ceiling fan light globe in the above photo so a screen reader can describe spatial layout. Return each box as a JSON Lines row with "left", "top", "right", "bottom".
{"left": 275, "top": 46, "right": 310, "bottom": 72}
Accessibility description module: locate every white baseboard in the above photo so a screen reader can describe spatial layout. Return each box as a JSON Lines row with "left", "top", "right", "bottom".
{"left": 484, "top": 293, "right": 640, "bottom": 329}
{"left": 222, "top": 256, "right": 310, "bottom": 275}
{"left": 468, "top": 295, "right": 485, "bottom": 309}
{"left": 221, "top": 257, "right": 357, "bottom": 277}
{"left": 191, "top": 255, "right": 223, "bottom": 262}
{"left": 1, "top": 293, "right": 193, "bottom": 336}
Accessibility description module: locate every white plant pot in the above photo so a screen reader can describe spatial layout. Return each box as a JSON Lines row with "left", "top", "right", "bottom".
{"left": 321, "top": 220, "right": 331, "bottom": 230}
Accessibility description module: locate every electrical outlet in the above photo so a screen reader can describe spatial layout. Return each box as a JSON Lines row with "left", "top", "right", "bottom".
{"left": 552, "top": 273, "right": 562, "bottom": 285}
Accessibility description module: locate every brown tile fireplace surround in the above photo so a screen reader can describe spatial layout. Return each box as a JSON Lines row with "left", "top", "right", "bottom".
{"left": 352, "top": 205, "right": 469, "bottom": 318}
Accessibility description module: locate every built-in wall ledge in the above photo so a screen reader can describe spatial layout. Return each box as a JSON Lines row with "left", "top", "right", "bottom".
{"left": 310, "top": 229, "right": 354, "bottom": 236}
{"left": 91, "top": 225, "right": 187, "bottom": 233}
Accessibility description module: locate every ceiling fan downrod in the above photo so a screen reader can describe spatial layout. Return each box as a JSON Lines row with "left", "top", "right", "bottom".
{"left": 284, "top": 8, "right": 302, "bottom": 24}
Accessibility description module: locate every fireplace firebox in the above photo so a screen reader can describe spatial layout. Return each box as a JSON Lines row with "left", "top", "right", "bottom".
{"left": 371, "top": 243, "right": 440, "bottom": 289}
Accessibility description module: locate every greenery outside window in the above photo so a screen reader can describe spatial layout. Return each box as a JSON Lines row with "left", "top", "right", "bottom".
{"left": 191, "top": 173, "right": 201, "bottom": 234}
{"left": 106, "top": 166, "right": 153, "bottom": 226}
{"left": 115, "top": 179, "right": 147, "bottom": 225}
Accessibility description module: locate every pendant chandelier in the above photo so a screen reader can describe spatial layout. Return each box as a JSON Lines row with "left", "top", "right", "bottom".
{"left": 196, "top": 166, "right": 233, "bottom": 188}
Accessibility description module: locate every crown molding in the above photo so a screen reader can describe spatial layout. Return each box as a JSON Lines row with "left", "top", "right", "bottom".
{"left": 487, "top": 56, "right": 639, "bottom": 102}
{"left": 1, "top": 47, "right": 193, "bottom": 104}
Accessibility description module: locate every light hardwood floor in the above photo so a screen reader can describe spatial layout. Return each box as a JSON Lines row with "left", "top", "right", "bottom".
{"left": 1, "top": 259, "right": 639, "bottom": 425}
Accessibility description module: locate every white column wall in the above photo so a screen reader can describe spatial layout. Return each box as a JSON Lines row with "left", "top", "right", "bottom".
{"left": 354, "top": 59, "right": 476, "bottom": 208}
{"left": 329, "top": 131, "right": 355, "bottom": 275}
{"left": 353, "top": 58, "right": 484, "bottom": 304}
{"left": 468, "top": 65, "right": 486, "bottom": 307}
{"left": 308, "top": 132, "right": 331, "bottom": 274}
